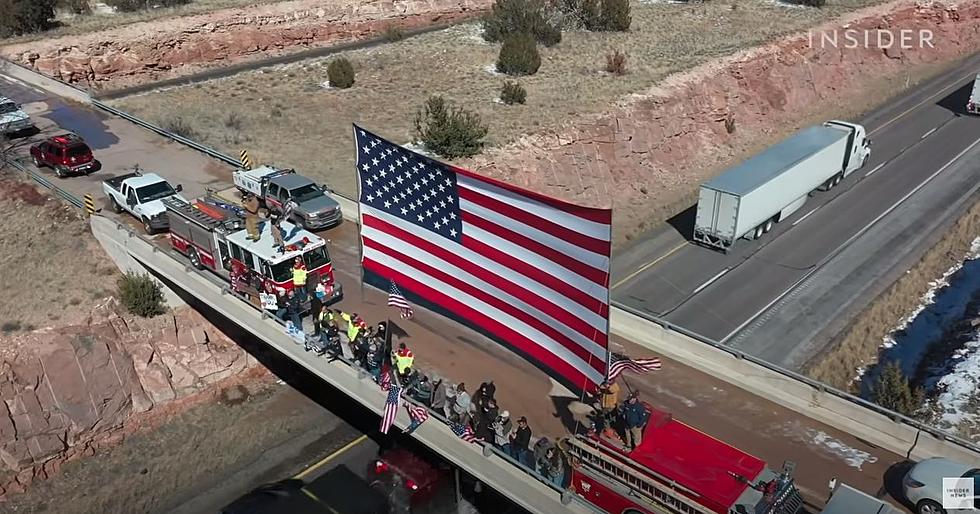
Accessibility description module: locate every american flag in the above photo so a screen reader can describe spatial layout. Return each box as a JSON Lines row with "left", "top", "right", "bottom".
{"left": 380, "top": 384, "right": 401, "bottom": 434}
{"left": 387, "top": 280, "right": 414, "bottom": 319}
{"left": 404, "top": 401, "right": 429, "bottom": 424}
{"left": 354, "top": 125, "right": 613, "bottom": 391}
{"left": 451, "top": 422, "right": 480, "bottom": 443}
{"left": 607, "top": 356, "right": 662, "bottom": 382}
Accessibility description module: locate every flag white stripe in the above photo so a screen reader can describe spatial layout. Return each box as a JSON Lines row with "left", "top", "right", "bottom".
{"left": 363, "top": 246, "right": 606, "bottom": 383}
{"left": 363, "top": 206, "right": 608, "bottom": 323}
{"left": 458, "top": 175, "right": 611, "bottom": 242}
{"left": 460, "top": 198, "right": 610, "bottom": 272}
{"left": 363, "top": 224, "right": 607, "bottom": 359}
{"left": 464, "top": 221, "right": 609, "bottom": 303}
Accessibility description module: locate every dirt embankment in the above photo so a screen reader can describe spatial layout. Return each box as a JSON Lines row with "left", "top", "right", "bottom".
{"left": 462, "top": 0, "right": 980, "bottom": 245}
{"left": 0, "top": 0, "right": 492, "bottom": 90}
{"left": 0, "top": 301, "right": 264, "bottom": 497}
{"left": 808, "top": 200, "right": 980, "bottom": 389}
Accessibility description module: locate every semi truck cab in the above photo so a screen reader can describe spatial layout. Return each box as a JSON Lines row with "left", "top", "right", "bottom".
{"left": 824, "top": 120, "right": 871, "bottom": 179}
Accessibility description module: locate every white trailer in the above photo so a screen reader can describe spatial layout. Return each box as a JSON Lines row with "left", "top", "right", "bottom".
{"left": 693, "top": 121, "right": 871, "bottom": 252}
{"left": 968, "top": 73, "right": 980, "bottom": 115}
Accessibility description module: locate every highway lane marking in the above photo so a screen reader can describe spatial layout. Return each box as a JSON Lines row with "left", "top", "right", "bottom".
{"left": 921, "top": 127, "right": 938, "bottom": 139}
{"left": 791, "top": 207, "right": 819, "bottom": 226}
{"left": 293, "top": 434, "right": 369, "bottom": 480}
{"left": 864, "top": 162, "right": 886, "bottom": 178}
{"left": 0, "top": 74, "right": 46, "bottom": 97}
{"left": 610, "top": 241, "right": 687, "bottom": 290}
{"left": 722, "top": 132, "right": 980, "bottom": 344}
{"left": 868, "top": 69, "right": 979, "bottom": 136}
{"left": 692, "top": 267, "right": 730, "bottom": 295}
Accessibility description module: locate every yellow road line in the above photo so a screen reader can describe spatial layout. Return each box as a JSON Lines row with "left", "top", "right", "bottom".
{"left": 868, "top": 69, "right": 978, "bottom": 136}
{"left": 293, "top": 434, "right": 369, "bottom": 480}
{"left": 611, "top": 241, "right": 687, "bottom": 290}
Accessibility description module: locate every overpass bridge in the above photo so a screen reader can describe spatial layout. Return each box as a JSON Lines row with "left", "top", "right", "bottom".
{"left": 3, "top": 57, "right": 980, "bottom": 513}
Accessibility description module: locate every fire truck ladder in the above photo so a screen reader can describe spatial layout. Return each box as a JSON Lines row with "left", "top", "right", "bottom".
{"left": 565, "top": 436, "right": 714, "bottom": 514}
{"left": 163, "top": 197, "right": 225, "bottom": 229}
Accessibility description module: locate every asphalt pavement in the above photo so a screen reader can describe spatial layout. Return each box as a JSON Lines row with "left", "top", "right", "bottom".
{"left": 611, "top": 51, "right": 980, "bottom": 368}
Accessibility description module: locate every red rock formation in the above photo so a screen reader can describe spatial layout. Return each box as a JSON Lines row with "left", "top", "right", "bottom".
{"left": 0, "top": 300, "right": 259, "bottom": 495}
{"left": 464, "top": 0, "right": 980, "bottom": 245}
{"left": 1, "top": 0, "right": 493, "bottom": 89}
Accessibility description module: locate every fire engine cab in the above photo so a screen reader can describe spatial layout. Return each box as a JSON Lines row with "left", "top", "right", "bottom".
{"left": 562, "top": 406, "right": 805, "bottom": 514}
{"left": 162, "top": 195, "right": 342, "bottom": 306}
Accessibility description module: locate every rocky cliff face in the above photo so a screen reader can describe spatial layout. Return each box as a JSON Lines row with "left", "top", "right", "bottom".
{"left": 463, "top": 0, "right": 980, "bottom": 244}
{"left": 0, "top": 0, "right": 492, "bottom": 90}
{"left": 0, "top": 301, "right": 259, "bottom": 496}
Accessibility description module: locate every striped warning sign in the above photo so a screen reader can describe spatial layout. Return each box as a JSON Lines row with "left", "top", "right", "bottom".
{"left": 84, "top": 194, "right": 96, "bottom": 216}
{"left": 240, "top": 149, "right": 252, "bottom": 170}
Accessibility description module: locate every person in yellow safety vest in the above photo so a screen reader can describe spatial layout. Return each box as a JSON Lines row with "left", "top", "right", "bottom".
{"left": 291, "top": 257, "right": 308, "bottom": 302}
{"left": 340, "top": 312, "right": 366, "bottom": 343}
{"left": 313, "top": 305, "right": 333, "bottom": 336}
{"left": 394, "top": 342, "right": 414, "bottom": 376}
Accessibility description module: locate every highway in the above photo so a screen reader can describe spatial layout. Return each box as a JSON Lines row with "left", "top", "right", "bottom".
{"left": 611, "top": 51, "right": 980, "bottom": 368}
{"left": 0, "top": 68, "right": 953, "bottom": 512}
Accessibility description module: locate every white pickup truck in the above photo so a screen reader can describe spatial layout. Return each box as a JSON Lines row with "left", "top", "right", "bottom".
{"left": 103, "top": 170, "right": 185, "bottom": 234}
{"left": 968, "top": 73, "right": 980, "bottom": 115}
{"left": 0, "top": 96, "right": 35, "bottom": 136}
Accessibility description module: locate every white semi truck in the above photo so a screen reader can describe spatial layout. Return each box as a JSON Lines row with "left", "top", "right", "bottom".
{"left": 968, "top": 73, "right": 979, "bottom": 115}
{"left": 693, "top": 120, "right": 871, "bottom": 252}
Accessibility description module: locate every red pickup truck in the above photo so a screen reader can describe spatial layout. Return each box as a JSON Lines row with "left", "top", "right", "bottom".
{"left": 30, "top": 133, "right": 96, "bottom": 177}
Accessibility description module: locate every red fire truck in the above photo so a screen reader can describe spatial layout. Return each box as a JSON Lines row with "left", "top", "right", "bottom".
{"left": 161, "top": 195, "right": 342, "bottom": 305}
{"left": 562, "top": 406, "right": 805, "bottom": 514}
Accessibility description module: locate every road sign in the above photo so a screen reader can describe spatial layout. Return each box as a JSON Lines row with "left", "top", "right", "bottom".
{"left": 83, "top": 194, "right": 96, "bottom": 216}
{"left": 240, "top": 149, "right": 252, "bottom": 170}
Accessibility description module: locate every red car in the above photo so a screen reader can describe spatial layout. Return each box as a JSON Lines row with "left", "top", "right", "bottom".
{"left": 368, "top": 448, "right": 450, "bottom": 508}
{"left": 30, "top": 133, "right": 96, "bottom": 177}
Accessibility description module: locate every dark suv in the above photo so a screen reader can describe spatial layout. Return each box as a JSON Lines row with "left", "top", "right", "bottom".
{"left": 30, "top": 133, "right": 96, "bottom": 177}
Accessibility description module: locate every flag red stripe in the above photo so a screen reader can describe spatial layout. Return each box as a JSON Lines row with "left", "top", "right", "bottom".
{"left": 450, "top": 165, "right": 613, "bottom": 225}
{"left": 364, "top": 237, "right": 606, "bottom": 373}
{"left": 364, "top": 214, "right": 608, "bottom": 335}
{"left": 462, "top": 211, "right": 609, "bottom": 287}
{"left": 460, "top": 186, "right": 610, "bottom": 256}
{"left": 364, "top": 258, "right": 601, "bottom": 390}
{"left": 464, "top": 235, "right": 609, "bottom": 319}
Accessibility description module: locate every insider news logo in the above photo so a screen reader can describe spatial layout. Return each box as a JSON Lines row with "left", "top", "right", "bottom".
{"left": 807, "top": 29, "right": 934, "bottom": 50}
{"left": 942, "top": 476, "right": 979, "bottom": 510}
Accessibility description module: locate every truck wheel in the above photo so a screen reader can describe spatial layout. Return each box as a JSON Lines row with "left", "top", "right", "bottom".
{"left": 833, "top": 174, "right": 842, "bottom": 187}
{"left": 753, "top": 225, "right": 764, "bottom": 239}
{"left": 109, "top": 196, "right": 123, "bottom": 214}
{"left": 32, "top": 156, "right": 43, "bottom": 168}
{"left": 142, "top": 218, "right": 154, "bottom": 235}
{"left": 54, "top": 167, "right": 66, "bottom": 178}
{"left": 763, "top": 219, "right": 774, "bottom": 233}
{"left": 187, "top": 248, "right": 204, "bottom": 270}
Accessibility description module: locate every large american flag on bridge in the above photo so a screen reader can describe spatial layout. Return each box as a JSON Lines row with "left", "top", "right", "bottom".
{"left": 353, "top": 125, "right": 613, "bottom": 390}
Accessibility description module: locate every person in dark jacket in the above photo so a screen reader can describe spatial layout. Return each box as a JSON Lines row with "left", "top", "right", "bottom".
{"left": 621, "top": 393, "right": 649, "bottom": 451}
{"left": 509, "top": 416, "right": 532, "bottom": 466}
{"left": 475, "top": 398, "right": 499, "bottom": 442}
{"left": 285, "top": 289, "right": 303, "bottom": 334}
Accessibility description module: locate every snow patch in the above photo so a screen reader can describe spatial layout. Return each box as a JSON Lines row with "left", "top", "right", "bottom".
{"left": 930, "top": 335, "right": 980, "bottom": 426}
{"left": 401, "top": 141, "right": 436, "bottom": 158}
{"left": 320, "top": 81, "right": 334, "bottom": 90}
{"left": 854, "top": 237, "right": 980, "bottom": 383}
{"left": 445, "top": 23, "right": 490, "bottom": 45}
{"left": 809, "top": 430, "right": 878, "bottom": 470}
{"left": 484, "top": 64, "right": 504, "bottom": 76}
{"left": 767, "top": 0, "right": 809, "bottom": 8}
{"left": 651, "top": 384, "right": 696, "bottom": 408}
{"left": 637, "top": 0, "right": 685, "bottom": 4}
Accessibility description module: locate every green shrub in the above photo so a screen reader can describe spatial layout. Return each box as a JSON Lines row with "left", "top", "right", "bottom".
{"left": 414, "top": 96, "right": 489, "bottom": 159}
{"left": 104, "top": 0, "right": 191, "bottom": 12}
{"left": 327, "top": 58, "right": 355, "bottom": 89}
{"left": 117, "top": 272, "right": 167, "bottom": 318}
{"left": 482, "top": 0, "right": 562, "bottom": 47}
{"left": 600, "top": 0, "right": 631, "bottom": 31}
{"left": 496, "top": 33, "right": 541, "bottom": 76}
{"left": 58, "top": 0, "right": 91, "bottom": 14}
{"left": 577, "top": 0, "right": 602, "bottom": 30}
{"left": 871, "top": 361, "right": 924, "bottom": 417}
{"left": 161, "top": 116, "right": 200, "bottom": 140}
{"left": 500, "top": 81, "right": 527, "bottom": 105}
{"left": 799, "top": 0, "right": 825, "bottom": 6}
{"left": 0, "top": 0, "right": 57, "bottom": 38}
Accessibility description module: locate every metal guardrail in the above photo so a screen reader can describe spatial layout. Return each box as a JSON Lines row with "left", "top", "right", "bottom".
{"left": 2, "top": 156, "right": 85, "bottom": 209}
{"left": 612, "top": 301, "right": 980, "bottom": 456}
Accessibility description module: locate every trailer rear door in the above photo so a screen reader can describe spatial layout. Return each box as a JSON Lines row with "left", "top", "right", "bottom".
{"left": 695, "top": 187, "right": 740, "bottom": 241}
